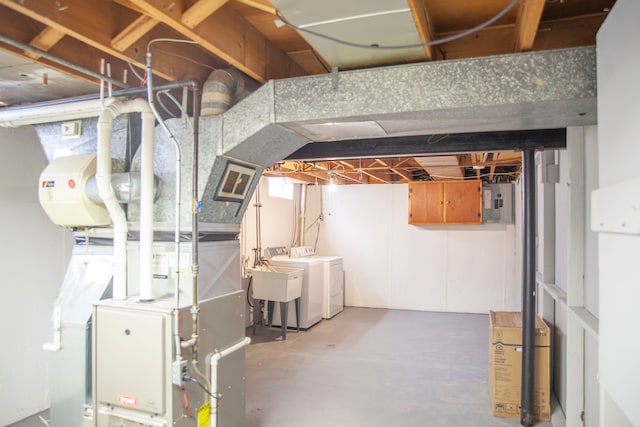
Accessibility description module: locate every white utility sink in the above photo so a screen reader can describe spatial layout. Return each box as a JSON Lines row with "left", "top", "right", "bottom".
{"left": 250, "top": 266, "right": 302, "bottom": 302}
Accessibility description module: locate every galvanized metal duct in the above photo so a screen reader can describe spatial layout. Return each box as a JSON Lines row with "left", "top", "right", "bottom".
{"left": 201, "top": 69, "right": 245, "bottom": 116}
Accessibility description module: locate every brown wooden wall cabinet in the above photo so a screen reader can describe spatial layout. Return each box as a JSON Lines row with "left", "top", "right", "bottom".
{"left": 408, "top": 180, "right": 483, "bottom": 224}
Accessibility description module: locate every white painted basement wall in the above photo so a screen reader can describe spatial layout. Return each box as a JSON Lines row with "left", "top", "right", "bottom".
{"left": 0, "top": 127, "right": 73, "bottom": 425}
{"left": 595, "top": 0, "right": 640, "bottom": 424}
{"left": 247, "top": 181, "right": 521, "bottom": 314}
{"left": 240, "top": 179, "right": 300, "bottom": 274}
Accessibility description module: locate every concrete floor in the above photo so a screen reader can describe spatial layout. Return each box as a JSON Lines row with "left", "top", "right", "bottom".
{"left": 10, "top": 307, "right": 557, "bottom": 427}
{"left": 246, "top": 307, "right": 556, "bottom": 427}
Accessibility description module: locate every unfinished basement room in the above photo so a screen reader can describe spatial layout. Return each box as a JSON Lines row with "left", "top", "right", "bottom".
{"left": 1, "top": 0, "right": 638, "bottom": 426}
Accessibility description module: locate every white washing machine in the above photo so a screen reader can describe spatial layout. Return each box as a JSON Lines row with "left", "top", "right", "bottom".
{"left": 266, "top": 247, "right": 323, "bottom": 330}
{"left": 290, "top": 246, "right": 344, "bottom": 319}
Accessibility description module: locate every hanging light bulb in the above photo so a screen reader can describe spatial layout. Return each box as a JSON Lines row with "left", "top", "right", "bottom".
{"left": 328, "top": 173, "right": 337, "bottom": 191}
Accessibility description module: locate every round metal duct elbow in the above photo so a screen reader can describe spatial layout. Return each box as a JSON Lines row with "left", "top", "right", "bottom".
{"left": 201, "top": 69, "right": 244, "bottom": 116}
{"left": 86, "top": 172, "right": 161, "bottom": 204}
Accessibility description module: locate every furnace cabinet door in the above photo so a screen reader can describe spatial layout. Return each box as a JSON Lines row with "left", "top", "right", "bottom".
{"left": 408, "top": 180, "right": 482, "bottom": 225}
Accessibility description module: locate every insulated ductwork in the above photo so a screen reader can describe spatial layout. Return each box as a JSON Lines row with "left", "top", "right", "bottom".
{"left": 140, "top": 47, "right": 597, "bottom": 232}
{"left": 201, "top": 69, "right": 245, "bottom": 116}
{"left": 85, "top": 173, "right": 161, "bottom": 204}
{"left": 0, "top": 47, "right": 597, "bottom": 234}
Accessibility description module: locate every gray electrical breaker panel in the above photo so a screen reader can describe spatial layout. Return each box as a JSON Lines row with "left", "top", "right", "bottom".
{"left": 482, "top": 183, "right": 514, "bottom": 224}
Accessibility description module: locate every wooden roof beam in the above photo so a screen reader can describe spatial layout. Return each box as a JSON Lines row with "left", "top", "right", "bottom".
{"left": 0, "top": 0, "right": 202, "bottom": 82}
{"left": 389, "top": 167, "right": 413, "bottom": 182}
{"left": 182, "top": 0, "right": 228, "bottom": 29}
{"left": 111, "top": 15, "right": 159, "bottom": 52}
{"left": 336, "top": 159, "right": 385, "bottom": 183}
{"left": 515, "top": 0, "right": 545, "bottom": 52}
{"left": 233, "top": 0, "right": 276, "bottom": 15}
{"left": 25, "top": 27, "right": 65, "bottom": 60}
{"left": 125, "top": 0, "right": 306, "bottom": 82}
{"left": 338, "top": 160, "right": 390, "bottom": 184}
{"left": 407, "top": 0, "right": 440, "bottom": 61}
{"left": 332, "top": 171, "right": 365, "bottom": 185}
{"left": 264, "top": 170, "right": 321, "bottom": 185}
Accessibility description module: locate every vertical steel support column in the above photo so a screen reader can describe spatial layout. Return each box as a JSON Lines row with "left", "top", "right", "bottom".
{"left": 521, "top": 149, "right": 537, "bottom": 426}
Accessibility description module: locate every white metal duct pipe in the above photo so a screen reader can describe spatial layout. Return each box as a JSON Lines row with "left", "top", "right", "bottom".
{"left": 209, "top": 337, "right": 251, "bottom": 427}
{"left": 0, "top": 98, "right": 116, "bottom": 128}
{"left": 97, "top": 98, "right": 155, "bottom": 301}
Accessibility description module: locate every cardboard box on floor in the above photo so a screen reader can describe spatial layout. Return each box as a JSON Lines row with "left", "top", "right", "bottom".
{"left": 489, "top": 311, "right": 551, "bottom": 421}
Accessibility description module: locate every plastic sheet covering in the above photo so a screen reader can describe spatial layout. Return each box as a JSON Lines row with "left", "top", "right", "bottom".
{"left": 56, "top": 245, "right": 114, "bottom": 326}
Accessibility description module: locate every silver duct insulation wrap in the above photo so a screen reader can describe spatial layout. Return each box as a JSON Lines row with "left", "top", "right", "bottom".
{"left": 201, "top": 69, "right": 245, "bottom": 116}
{"left": 85, "top": 173, "right": 161, "bottom": 204}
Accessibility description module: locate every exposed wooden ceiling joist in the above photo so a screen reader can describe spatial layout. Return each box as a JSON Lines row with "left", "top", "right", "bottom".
{"left": 234, "top": 0, "right": 276, "bottom": 15}
{"left": 111, "top": 15, "right": 159, "bottom": 52}
{"left": 26, "top": 27, "right": 65, "bottom": 60}
{"left": 0, "top": 0, "right": 197, "bottom": 83}
{"left": 182, "top": 0, "right": 230, "bottom": 29}
{"left": 0, "top": 0, "right": 612, "bottom": 186}
{"left": 407, "top": 0, "right": 441, "bottom": 61}
{"left": 514, "top": 0, "right": 546, "bottom": 52}
{"left": 124, "top": 0, "right": 305, "bottom": 82}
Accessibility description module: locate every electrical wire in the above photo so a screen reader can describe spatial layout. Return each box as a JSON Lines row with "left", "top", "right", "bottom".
{"left": 310, "top": 46, "right": 331, "bottom": 73}
{"left": 275, "top": 0, "right": 519, "bottom": 49}
{"left": 184, "top": 374, "right": 221, "bottom": 427}
{"left": 128, "top": 62, "right": 145, "bottom": 83}
{"left": 156, "top": 91, "right": 179, "bottom": 118}
{"left": 246, "top": 275, "right": 254, "bottom": 308}
{"left": 181, "top": 386, "right": 194, "bottom": 418}
{"left": 421, "top": 0, "right": 445, "bottom": 58}
{"left": 154, "top": 47, "right": 222, "bottom": 72}
{"left": 312, "top": 220, "right": 321, "bottom": 253}
{"left": 191, "top": 363, "right": 212, "bottom": 395}
{"left": 148, "top": 38, "right": 200, "bottom": 50}
{"left": 184, "top": 375, "right": 219, "bottom": 401}
{"left": 427, "top": 170, "right": 522, "bottom": 180}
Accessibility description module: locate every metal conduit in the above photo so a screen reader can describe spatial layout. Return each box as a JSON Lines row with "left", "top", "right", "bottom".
{"left": 0, "top": 34, "right": 129, "bottom": 89}
{"left": 0, "top": 81, "right": 197, "bottom": 112}
{"left": 521, "top": 149, "right": 537, "bottom": 427}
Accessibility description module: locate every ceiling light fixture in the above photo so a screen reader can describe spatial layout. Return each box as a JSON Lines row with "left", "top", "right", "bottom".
{"left": 328, "top": 173, "right": 337, "bottom": 191}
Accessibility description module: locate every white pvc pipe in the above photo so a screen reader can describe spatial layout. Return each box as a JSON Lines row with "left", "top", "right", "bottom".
{"left": 97, "top": 101, "right": 128, "bottom": 300}
{"left": 137, "top": 102, "right": 156, "bottom": 302}
{"left": 97, "top": 98, "right": 155, "bottom": 301}
{"left": 0, "top": 98, "right": 116, "bottom": 127}
{"left": 0, "top": 97, "right": 156, "bottom": 302}
{"left": 209, "top": 337, "right": 251, "bottom": 427}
